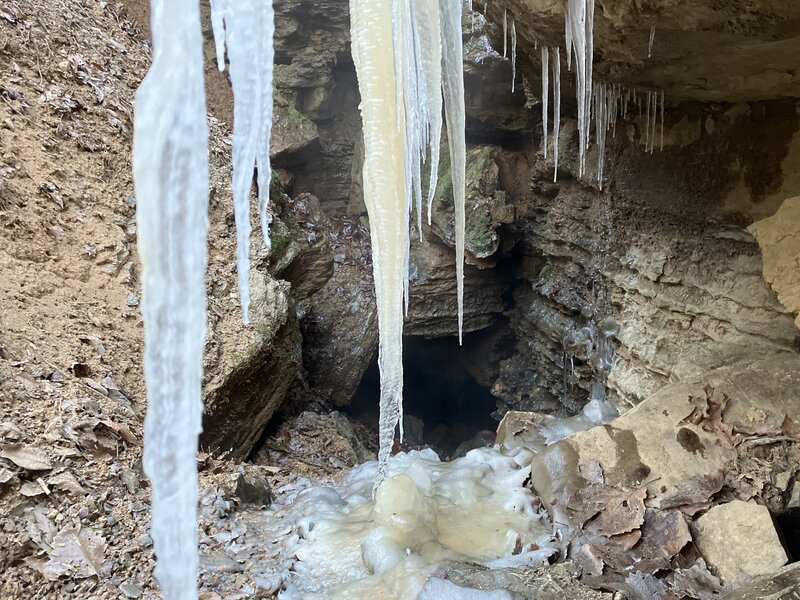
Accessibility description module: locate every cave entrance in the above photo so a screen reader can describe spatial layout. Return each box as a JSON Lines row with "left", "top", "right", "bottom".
{"left": 347, "top": 335, "right": 499, "bottom": 459}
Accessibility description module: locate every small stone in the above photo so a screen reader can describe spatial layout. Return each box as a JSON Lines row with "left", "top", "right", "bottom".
{"left": 235, "top": 474, "right": 275, "bottom": 507}
{"left": 137, "top": 534, "right": 152, "bottom": 547}
{"left": 692, "top": 500, "right": 788, "bottom": 583}
{"left": 120, "top": 583, "right": 142, "bottom": 598}
{"left": 200, "top": 553, "right": 244, "bottom": 574}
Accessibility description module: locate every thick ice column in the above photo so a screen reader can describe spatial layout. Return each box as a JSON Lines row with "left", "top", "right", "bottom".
{"left": 209, "top": 0, "right": 275, "bottom": 324}
{"left": 133, "top": 0, "right": 209, "bottom": 597}
{"left": 349, "top": 0, "right": 408, "bottom": 482}
{"left": 440, "top": 0, "right": 467, "bottom": 343}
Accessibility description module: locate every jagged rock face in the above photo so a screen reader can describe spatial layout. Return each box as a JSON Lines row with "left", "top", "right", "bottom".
{"left": 272, "top": 0, "right": 359, "bottom": 213}
{"left": 749, "top": 196, "right": 800, "bottom": 329}
{"left": 495, "top": 102, "right": 800, "bottom": 414}
{"left": 489, "top": 0, "right": 800, "bottom": 102}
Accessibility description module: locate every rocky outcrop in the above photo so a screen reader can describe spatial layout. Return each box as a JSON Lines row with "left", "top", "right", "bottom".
{"left": 490, "top": 98, "right": 800, "bottom": 415}
{"left": 749, "top": 196, "right": 800, "bottom": 329}
{"left": 530, "top": 354, "right": 800, "bottom": 516}
{"left": 487, "top": 0, "right": 800, "bottom": 103}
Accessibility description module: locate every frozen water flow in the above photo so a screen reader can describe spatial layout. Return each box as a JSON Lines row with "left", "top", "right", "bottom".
{"left": 276, "top": 447, "right": 555, "bottom": 598}
{"left": 209, "top": 0, "right": 275, "bottom": 324}
{"left": 133, "top": 0, "right": 209, "bottom": 597}
{"left": 648, "top": 25, "right": 655, "bottom": 58}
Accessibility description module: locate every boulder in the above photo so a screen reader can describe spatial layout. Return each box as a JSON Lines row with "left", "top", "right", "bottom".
{"left": 201, "top": 276, "right": 302, "bottom": 461}
{"left": 692, "top": 500, "right": 788, "bottom": 584}
{"left": 530, "top": 355, "right": 800, "bottom": 520}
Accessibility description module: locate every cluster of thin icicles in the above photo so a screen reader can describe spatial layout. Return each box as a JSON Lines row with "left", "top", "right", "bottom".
{"left": 494, "top": 0, "right": 666, "bottom": 190}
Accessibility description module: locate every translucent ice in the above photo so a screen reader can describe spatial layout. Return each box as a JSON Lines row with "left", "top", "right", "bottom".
{"left": 133, "top": 0, "right": 208, "bottom": 597}
{"left": 209, "top": 0, "right": 275, "bottom": 324}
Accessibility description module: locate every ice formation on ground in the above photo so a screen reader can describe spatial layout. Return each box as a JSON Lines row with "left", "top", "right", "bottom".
{"left": 208, "top": 0, "right": 275, "bottom": 324}
{"left": 273, "top": 447, "right": 554, "bottom": 599}
{"left": 132, "top": 0, "right": 209, "bottom": 597}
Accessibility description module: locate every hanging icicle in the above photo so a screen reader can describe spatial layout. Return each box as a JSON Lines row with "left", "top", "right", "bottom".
{"left": 660, "top": 90, "right": 665, "bottom": 151}
{"left": 349, "top": 0, "right": 466, "bottom": 485}
{"left": 552, "top": 47, "right": 561, "bottom": 183}
{"left": 133, "top": 0, "right": 209, "bottom": 597}
{"left": 648, "top": 25, "right": 655, "bottom": 58}
{"left": 564, "top": 0, "right": 594, "bottom": 177}
{"left": 209, "top": 0, "right": 275, "bottom": 325}
{"left": 541, "top": 46, "right": 549, "bottom": 159}
{"left": 502, "top": 8, "right": 508, "bottom": 58}
{"left": 440, "top": 0, "right": 467, "bottom": 348}
{"left": 511, "top": 19, "right": 517, "bottom": 92}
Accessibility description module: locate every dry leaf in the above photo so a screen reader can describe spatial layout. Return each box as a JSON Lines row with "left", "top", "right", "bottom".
{"left": 781, "top": 415, "right": 800, "bottom": 440}
{"left": 624, "top": 571, "right": 675, "bottom": 600}
{"left": 98, "top": 419, "right": 136, "bottom": 444}
{"left": 48, "top": 471, "right": 86, "bottom": 495}
{"left": 0, "top": 444, "right": 53, "bottom": 470}
{"left": 0, "top": 467, "right": 14, "bottom": 484}
{"left": 591, "top": 487, "right": 647, "bottom": 536}
{"left": 20, "top": 480, "right": 48, "bottom": 497}
{"left": 633, "top": 510, "right": 692, "bottom": 572}
{"left": 671, "top": 558, "right": 727, "bottom": 600}
{"left": 42, "top": 526, "right": 106, "bottom": 581}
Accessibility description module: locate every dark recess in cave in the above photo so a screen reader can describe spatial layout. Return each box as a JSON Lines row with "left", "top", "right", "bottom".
{"left": 775, "top": 508, "right": 800, "bottom": 563}
{"left": 347, "top": 334, "right": 499, "bottom": 458}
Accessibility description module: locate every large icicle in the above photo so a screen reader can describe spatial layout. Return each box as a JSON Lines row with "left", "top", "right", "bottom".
{"left": 209, "top": 0, "right": 275, "bottom": 324}
{"left": 412, "top": 0, "right": 444, "bottom": 225}
{"left": 541, "top": 46, "right": 549, "bottom": 159}
{"left": 440, "top": 0, "right": 467, "bottom": 345}
{"left": 349, "top": 0, "right": 408, "bottom": 484}
{"left": 511, "top": 19, "right": 517, "bottom": 92}
{"left": 133, "top": 0, "right": 209, "bottom": 597}
{"left": 565, "top": 0, "right": 594, "bottom": 177}
{"left": 552, "top": 47, "right": 561, "bottom": 182}
{"left": 502, "top": 9, "right": 508, "bottom": 58}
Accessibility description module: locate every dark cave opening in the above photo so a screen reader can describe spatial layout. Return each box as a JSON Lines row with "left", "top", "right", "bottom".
{"left": 347, "top": 334, "right": 499, "bottom": 459}
{"left": 776, "top": 507, "right": 800, "bottom": 563}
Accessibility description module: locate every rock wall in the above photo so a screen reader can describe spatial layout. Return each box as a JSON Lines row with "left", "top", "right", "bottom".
{"left": 270, "top": 1, "right": 800, "bottom": 419}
